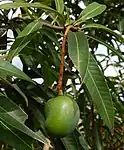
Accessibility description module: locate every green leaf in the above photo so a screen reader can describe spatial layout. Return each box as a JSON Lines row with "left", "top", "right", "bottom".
{"left": 84, "top": 54, "right": 114, "bottom": 132}
{"left": 12, "top": 84, "right": 29, "bottom": 106}
{"left": 61, "top": 133, "right": 82, "bottom": 150}
{"left": 0, "top": 77, "right": 28, "bottom": 106}
{"left": 74, "top": 2, "right": 106, "bottom": 25}
{"left": 0, "top": 92, "right": 47, "bottom": 144}
{"left": 42, "top": 63, "right": 57, "bottom": 86}
{"left": 119, "top": 18, "right": 124, "bottom": 33}
{"left": 0, "top": 2, "right": 63, "bottom": 19}
{"left": 54, "top": 0, "right": 64, "bottom": 14}
{"left": 0, "top": 121, "right": 32, "bottom": 150}
{"left": 94, "top": 124, "right": 104, "bottom": 150}
{"left": 68, "top": 31, "right": 89, "bottom": 80}
{"left": 0, "top": 59, "right": 33, "bottom": 83}
{"left": 17, "top": 19, "right": 43, "bottom": 38}
{"left": 79, "top": 135, "right": 89, "bottom": 150}
{"left": 83, "top": 23, "right": 124, "bottom": 43}
{"left": 30, "top": 104, "right": 47, "bottom": 135}
{"left": 7, "top": 19, "right": 43, "bottom": 61}
{"left": 40, "top": 27, "right": 60, "bottom": 47}
{"left": 87, "top": 35, "right": 124, "bottom": 62}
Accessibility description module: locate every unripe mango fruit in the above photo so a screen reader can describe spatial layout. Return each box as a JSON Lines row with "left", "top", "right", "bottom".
{"left": 45, "top": 96, "right": 80, "bottom": 137}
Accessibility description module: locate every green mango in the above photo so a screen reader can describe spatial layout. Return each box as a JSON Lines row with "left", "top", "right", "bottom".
{"left": 45, "top": 96, "right": 80, "bottom": 137}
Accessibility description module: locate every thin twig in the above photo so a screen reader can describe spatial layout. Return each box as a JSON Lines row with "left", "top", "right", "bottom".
{"left": 57, "top": 25, "right": 74, "bottom": 95}
{"left": 43, "top": 23, "right": 64, "bottom": 30}
{"left": 43, "top": 23, "right": 80, "bottom": 31}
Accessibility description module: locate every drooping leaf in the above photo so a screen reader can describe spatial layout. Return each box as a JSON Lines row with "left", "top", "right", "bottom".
{"left": 0, "top": 77, "right": 28, "bottom": 106}
{"left": 0, "top": 92, "right": 47, "bottom": 144}
{"left": 83, "top": 23, "right": 124, "bottom": 43}
{"left": 87, "top": 35, "right": 124, "bottom": 62}
{"left": 74, "top": 2, "right": 106, "bottom": 25}
{"left": 12, "top": 84, "right": 29, "bottom": 106}
{"left": 0, "top": 2, "right": 63, "bottom": 19}
{"left": 0, "top": 121, "right": 33, "bottom": 150}
{"left": 68, "top": 31, "right": 89, "bottom": 80}
{"left": 0, "top": 59, "right": 33, "bottom": 83}
{"left": 54, "top": 0, "right": 64, "bottom": 14}
{"left": 84, "top": 54, "right": 114, "bottom": 132}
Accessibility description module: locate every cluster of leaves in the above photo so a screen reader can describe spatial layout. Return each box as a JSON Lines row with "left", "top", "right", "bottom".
{"left": 0, "top": 0, "right": 123, "bottom": 149}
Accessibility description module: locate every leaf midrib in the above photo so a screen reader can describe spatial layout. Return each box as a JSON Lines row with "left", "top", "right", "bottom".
{"left": 75, "top": 4, "right": 105, "bottom": 25}
{"left": 80, "top": 5, "right": 104, "bottom": 19}
{"left": 73, "top": 33, "right": 80, "bottom": 71}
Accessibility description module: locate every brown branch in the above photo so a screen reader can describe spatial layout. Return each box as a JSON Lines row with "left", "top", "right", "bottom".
{"left": 43, "top": 23, "right": 64, "bottom": 30}
{"left": 57, "top": 25, "right": 74, "bottom": 95}
{"left": 43, "top": 23, "right": 80, "bottom": 31}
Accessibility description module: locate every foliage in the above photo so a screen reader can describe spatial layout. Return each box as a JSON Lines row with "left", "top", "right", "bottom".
{"left": 0, "top": 0, "right": 123, "bottom": 149}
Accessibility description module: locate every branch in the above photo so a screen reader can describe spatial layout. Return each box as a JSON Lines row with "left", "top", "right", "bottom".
{"left": 43, "top": 23, "right": 80, "bottom": 31}
{"left": 57, "top": 25, "right": 74, "bottom": 95}
{"left": 43, "top": 23, "right": 64, "bottom": 30}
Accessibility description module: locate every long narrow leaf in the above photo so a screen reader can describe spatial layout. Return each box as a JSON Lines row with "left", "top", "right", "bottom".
{"left": 0, "top": 121, "right": 32, "bottom": 150}
{"left": 84, "top": 54, "right": 114, "bottom": 132}
{"left": 0, "top": 77, "right": 28, "bottom": 106}
{"left": 54, "top": 0, "right": 64, "bottom": 14}
{"left": 0, "top": 2, "right": 63, "bottom": 19}
{"left": 74, "top": 2, "right": 106, "bottom": 25}
{"left": 61, "top": 133, "right": 81, "bottom": 150}
{"left": 68, "top": 31, "right": 89, "bottom": 80}
{"left": 0, "top": 92, "right": 47, "bottom": 144}
{"left": 79, "top": 135, "right": 89, "bottom": 150}
{"left": 84, "top": 23, "right": 124, "bottom": 43}
{"left": 7, "top": 19, "right": 43, "bottom": 61}
{"left": 87, "top": 35, "right": 124, "bottom": 61}
{"left": 0, "top": 59, "right": 33, "bottom": 83}
{"left": 17, "top": 19, "right": 43, "bottom": 38}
